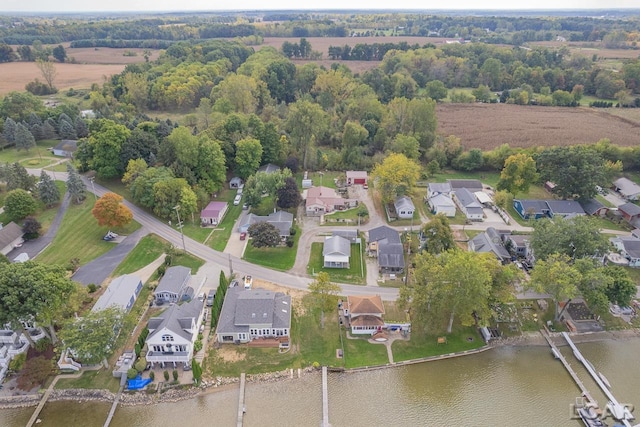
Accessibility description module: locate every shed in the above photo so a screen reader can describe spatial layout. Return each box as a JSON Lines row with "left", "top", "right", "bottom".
{"left": 200, "top": 201, "right": 229, "bottom": 226}
{"left": 393, "top": 196, "right": 415, "bottom": 219}
{"left": 428, "top": 193, "right": 456, "bottom": 217}
{"left": 346, "top": 171, "right": 368, "bottom": 185}
{"left": 229, "top": 177, "right": 243, "bottom": 189}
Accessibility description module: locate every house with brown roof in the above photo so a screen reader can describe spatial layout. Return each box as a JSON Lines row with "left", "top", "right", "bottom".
{"left": 0, "top": 222, "right": 24, "bottom": 256}
{"left": 200, "top": 201, "right": 228, "bottom": 226}
{"left": 345, "top": 295, "right": 386, "bottom": 335}
{"left": 305, "top": 186, "right": 357, "bottom": 216}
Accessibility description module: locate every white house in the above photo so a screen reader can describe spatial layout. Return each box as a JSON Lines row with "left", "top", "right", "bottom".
{"left": 427, "top": 182, "right": 452, "bottom": 199}
{"left": 453, "top": 188, "right": 484, "bottom": 221}
{"left": 1, "top": 321, "right": 46, "bottom": 382}
{"left": 0, "top": 222, "right": 24, "bottom": 256}
{"left": 613, "top": 177, "right": 640, "bottom": 201}
{"left": 145, "top": 299, "right": 204, "bottom": 368}
{"left": 153, "top": 266, "right": 191, "bottom": 305}
{"left": 92, "top": 274, "right": 143, "bottom": 313}
{"left": 428, "top": 193, "right": 456, "bottom": 217}
{"left": 200, "top": 201, "right": 228, "bottom": 226}
{"left": 216, "top": 287, "right": 292, "bottom": 346}
{"left": 394, "top": 196, "right": 415, "bottom": 219}
{"left": 610, "top": 236, "right": 640, "bottom": 268}
{"left": 323, "top": 235, "right": 350, "bottom": 269}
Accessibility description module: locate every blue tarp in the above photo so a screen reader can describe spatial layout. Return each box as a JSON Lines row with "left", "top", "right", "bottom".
{"left": 127, "top": 375, "right": 152, "bottom": 390}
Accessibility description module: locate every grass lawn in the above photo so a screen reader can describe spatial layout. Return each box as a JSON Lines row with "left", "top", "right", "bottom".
{"left": 55, "top": 368, "right": 121, "bottom": 393}
{"left": 208, "top": 206, "right": 243, "bottom": 252}
{"left": 323, "top": 206, "right": 367, "bottom": 226}
{"left": 0, "top": 139, "right": 59, "bottom": 164}
{"left": 19, "top": 157, "right": 58, "bottom": 168}
{"left": 392, "top": 326, "right": 484, "bottom": 362}
{"left": 36, "top": 198, "right": 141, "bottom": 267}
{"left": 307, "top": 242, "right": 365, "bottom": 285}
{"left": 170, "top": 249, "right": 205, "bottom": 272}
{"left": 590, "top": 216, "right": 631, "bottom": 232}
{"left": 623, "top": 266, "right": 640, "bottom": 285}
{"left": 112, "top": 234, "right": 167, "bottom": 276}
{"left": 44, "top": 161, "right": 70, "bottom": 172}
{"left": 428, "top": 170, "right": 500, "bottom": 188}
{"left": 243, "top": 225, "right": 301, "bottom": 271}
{"left": 295, "top": 170, "right": 343, "bottom": 190}
{"left": 251, "top": 195, "right": 276, "bottom": 216}
{"left": 342, "top": 335, "right": 389, "bottom": 368}
{"left": 595, "top": 194, "right": 615, "bottom": 208}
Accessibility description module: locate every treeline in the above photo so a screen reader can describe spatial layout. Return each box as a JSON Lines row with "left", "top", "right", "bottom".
{"left": 327, "top": 42, "right": 430, "bottom": 61}
{"left": 69, "top": 39, "right": 175, "bottom": 49}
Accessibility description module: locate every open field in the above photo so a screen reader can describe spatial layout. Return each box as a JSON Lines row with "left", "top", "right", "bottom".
{"left": 436, "top": 103, "right": 640, "bottom": 149}
{"left": 0, "top": 62, "right": 126, "bottom": 95}
{"left": 67, "top": 46, "right": 159, "bottom": 64}
{"left": 528, "top": 40, "right": 640, "bottom": 60}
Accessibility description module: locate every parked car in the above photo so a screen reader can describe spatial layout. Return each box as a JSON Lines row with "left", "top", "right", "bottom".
{"left": 242, "top": 203, "right": 248, "bottom": 210}
{"left": 198, "top": 292, "right": 205, "bottom": 302}
{"left": 233, "top": 194, "right": 242, "bottom": 205}
{"left": 363, "top": 183, "right": 368, "bottom": 189}
{"left": 240, "top": 232, "right": 247, "bottom": 240}
{"left": 103, "top": 230, "right": 118, "bottom": 241}
{"left": 244, "top": 275, "right": 253, "bottom": 289}
{"left": 206, "top": 290, "right": 215, "bottom": 307}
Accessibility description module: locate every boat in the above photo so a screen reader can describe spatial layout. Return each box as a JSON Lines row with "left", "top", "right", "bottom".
{"left": 578, "top": 407, "right": 607, "bottom": 427}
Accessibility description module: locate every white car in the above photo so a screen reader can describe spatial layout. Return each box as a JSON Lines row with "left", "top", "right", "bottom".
{"left": 233, "top": 194, "right": 242, "bottom": 205}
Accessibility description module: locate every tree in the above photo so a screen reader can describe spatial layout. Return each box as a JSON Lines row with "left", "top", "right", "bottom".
{"left": 2, "top": 117, "right": 17, "bottom": 143}
{"left": 92, "top": 192, "right": 133, "bottom": 228}
{"left": 472, "top": 84, "right": 492, "bottom": 103}
{"left": 341, "top": 120, "right": 368, "bottom": 168}
{"left": 422, "top": 215, "right": 455, "bottom": 254}
{"left": 401, "top": 250, "right": 496, "bottom": 334}
{"left": 87, "top": 119, "right": 131, "bottom": 179}
{"left": 52, "top": 45, "right": 67, "bottom": 63}
{"left": 247, "top": 222, "right": 281, "bottom": 248}
{"left": 529, "top": 254, "right": 581, "bottom": 321}
{"left": 286, "top": 99, "right": 328, "bottom": 170}
{"left": 16, "top": 356, "right": 55, "bottom": 390}
{"left": 13, "top": 123, "right": 36, "bottom": 152}
{"left": 4, "top": 189, "right": 36, "bottom": 221}
{"left": 66, "top": 163, "right": 86, "bottom": 204}
{"left": 235, "top": 138, "right": 263, "bottom": 179}
{"left": 122, "top": 72, "right": 149, "bottom": 111}
{"left": 386, "top": 134, "right": 420, "bottom": 160}
{"left": 602, "top": 266, "right": 636, "bottom": 307}
{"left": 492, "top": 190, "right": 513, "bottom": 210}
{"left": 276, "top": 177, "right": 302, "bottom": 209}
{"left": 0, "top": 262, "right": 79, "bottom": 346}
{"left": 38, "top": 170, "right": 61, "bottom": 207}
{"left": 308, "top": 272, "right": 341, "bottom": 314}
{"left": 6, "top": 162, "right": 36, "bottom": 192}
{"left": 425, "top": 80, "right": 448, "bottom": 101}
{"left": 122, "top": 158, "right": 148, "bottom": 187}
{"left": 371, "top": 153, "right": 420, "bottom": 203}
{"left": 530, "top": 216, "right": 609, "bottom": 262}
{"left": 153, "top": 178, "right": 196, "bottom": 221}
{"left": 497, "top": 153, "right": 539, "bottom": 196}
{"left": 536, "top": 146, "right": 609, "bottom": 200}
{"left": 58, "top": 119, "right": 76, "bottom": 140}
{"left": 244, "top": 169, "right": 292, "bottom": 209}
{"left": 60, "top": 306, "right": 125, "bottom": 367}
{"left": 22, "top": 216, "right": 42, "bottom": 240}
{"left": 35, "top": 59, "right": 57, "bottom": 92}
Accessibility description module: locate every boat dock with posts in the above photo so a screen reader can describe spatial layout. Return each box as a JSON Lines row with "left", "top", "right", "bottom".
{"left": 539, "top": 329, "right": 598, "bottom": 407}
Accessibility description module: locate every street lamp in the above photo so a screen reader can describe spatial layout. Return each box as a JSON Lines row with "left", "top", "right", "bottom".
{"left": 173, "top": 205, "right": 186, "bottom": 252}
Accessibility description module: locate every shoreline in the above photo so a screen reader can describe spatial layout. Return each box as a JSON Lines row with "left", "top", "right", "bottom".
{"left": 2, "top": 329, "right": 639, "bottom": 409}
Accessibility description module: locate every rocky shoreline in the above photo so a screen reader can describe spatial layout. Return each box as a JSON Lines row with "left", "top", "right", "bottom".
{"left": 1, "top": 331, "right": 638, "bottom": 410}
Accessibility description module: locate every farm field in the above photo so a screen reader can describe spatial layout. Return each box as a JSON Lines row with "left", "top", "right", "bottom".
{"left": 528, "top": 40, "right": 640, "bottom": 60}
{"left": 0, "top": 62, "right": 126, "bottom": 95}
{"left": 66, "top": 46, "right": 160, "bottom": 64}
{"left": 436, "top": 103, "right": 640, "bottom": 150}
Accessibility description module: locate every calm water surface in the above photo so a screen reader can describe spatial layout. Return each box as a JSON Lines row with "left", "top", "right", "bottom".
{"left": 3, "top": 339, "right": 640, "bottom": 427}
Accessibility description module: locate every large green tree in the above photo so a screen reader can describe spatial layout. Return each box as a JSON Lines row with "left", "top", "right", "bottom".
{"left": 248, "top": 222, "right": 281, "bottom": 248}
{"left": 285, "top": 99, "right": 328, "bottom": 170}
{"left": 530, "top": 216, "right": 609, "bottom": 262}
{"left": 421, "top": 214, "right": 455, "bottom": 254}
{"left": 38, "top": 170, "right": 61, "bottom": 207}
{"left": 308, "top": 272, "right": 341, "bottom": 315}
{"left": 497, "top": 153, "right": 539, "bottom": 196}
{"left": 88, "top": 119, "right": 131, "bottom": 179}
{"left": 66, "top": 163, "right": 86, "bottom": 204}
{"left": 371, "top": 153, "right": 420, "bottom": 203}
{"left": 14, "top": 123, "right": 36, "bottom": 152}
{"left": 529, "top": 254, "right": 581, "bottom": 321}
{"left": 5, "top": 189, "right": 36, "bottom": 221}
{"left": 235, "top": 138, "right": 263, "bottom": 179}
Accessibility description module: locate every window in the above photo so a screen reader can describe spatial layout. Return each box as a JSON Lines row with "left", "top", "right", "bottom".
{"left": 176, "top": 345, "right": 186, "bottom": 352}
{"left": 162, "top": 335, "right": 174, "bottom": 342}
{"left": 152, "top": 345, "right": 162, "bottom": 352}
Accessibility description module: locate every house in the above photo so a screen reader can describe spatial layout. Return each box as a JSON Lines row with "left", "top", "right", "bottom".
{"left": 331, "top": 229, "right": 358, "bottom": 243}
{"left": 0, "top": 222, "right": 24, "bottom": 256}
{"left": 513, "top": 199, "right": 550, "bottom": 219}
{"left": 323, "top": 235, "right": 350, "bottom": 268}
{"left": 506, "top": 234, "right": 531, "bottom": 258}
{"left": 368, "top": 226, "right": 405, "bottom": 274}
{"left": 52, "top": 139, "right": 78, "bottom": 157}
{"left": 215, "top": 287, "right": 292, "bottom": 345}
{"left": 305, "top": 186, "right": 357, "bottom": 216}
{"left": 145, "top": 298, "right": 204, "bottom": 368}
{"left": 394, "top": 196, "right": 415, "bottom": 219}
{"left": 428, "top": 193, "right": 456, "bottom": 217}
{"left": 1, "top": 320, "right": 46, "bottom": 382}
{"left": 448, "top": 179, "right": 483, "bottom": 192}
{"left": 453, "top": 188, "right": 484, "bottom": 221}
{"left": 345, "top": 295, "right": 385, "bottom": 335}
{"left": 346, "top": 171, "right": 368, "bottom": 186}
{"left": 581, "top": 199, "right": 608, "bottom": 217}
{"left": 427, "top": 182, "right": 452, "bottom": 199}
{"left": 610, "top": 236, "right": 640, "bottom": 267}
{"left": 239, "top": 210, "right": 293, "bottom": 238}
{"left": 200, "top": 201, "right": 229, "bottom": 226}
{"left": 613, "top": 177, "right": 640, "bottom": 201}
{"left": 257, "top": 163, "right": 280, "bottom": 174}
{"left": 474, "top": 191, "right": 492, "bottom": 207}
{"left": 229, "top": 177, "right": 243, "bottom": 189}
{"left": 618, "top": 203, "right": 640, "bottom": 224}
{"left": 92, "top": 274, "right": 143, "bottom": 313}
{"left": 546, "top": 200, "right": 585, "bottom": 218}
{"left": 468, "top": 227, "right": 511, "bottom": 263}
{"left": 153, "top": 266, "right": 191, "bottom": 305}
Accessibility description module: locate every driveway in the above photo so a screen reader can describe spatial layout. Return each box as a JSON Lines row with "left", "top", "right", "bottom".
{"left": 602, "top": 190, "right": 627, "bottom": 207}
{"left": 223, "top": 209, "right": 250, "bottom": 258}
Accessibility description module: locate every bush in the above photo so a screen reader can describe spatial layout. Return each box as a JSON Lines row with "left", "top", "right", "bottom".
{"left": 135, "top": 357, "right": 146, "bottom": 373}
{"left": 149, "top": 371, "right": 155, "bottom": 381}
{"left": 127, "top": 368, "right": 138, "bottom": 379}
{"left": 25, "top": 79, "right": 57, "bottom": 96}
{"left": 134, "top": 343, "right": 141, "bottom": 358}
{"left": 286, "top": 237, "right": 294, "bottom": 247}
{"left": 34, "top": 338, "right": 51, "bottom": 353}
{"left": 289, "top": 227, "right": 297, "bottom": 236}
{"left": 163, "top": 370, "right": 170, "bottom": 381}
{"left": 164, "top": 255, "right": 172, "bottom": 266}
{"left": 157, "top": 264, "right": 166, "bottom": 277}
{"left": 193, "top": 339, "right": 203, "bottom": 353}
{"left": 172, "top": 369, "right": 178, "bottom": 382}
{"left": 87, "top": 283, "right": 98, "bottom": 293}
{"left": 9, "top": 353, "right": 26, "bottom": 372}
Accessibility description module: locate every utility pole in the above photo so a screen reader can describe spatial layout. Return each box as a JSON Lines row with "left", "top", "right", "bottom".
{"left": 228, "top": 253, "right": 234, "bottom": 277}
{"left": 173, "top": 205, "right": 186, "bottom": 252}
{"left": 89, "top": 177, "right": 97, "bottom": 201}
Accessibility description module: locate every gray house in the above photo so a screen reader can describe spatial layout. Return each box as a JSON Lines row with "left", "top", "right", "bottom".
{"left": 323, "top": 235, "right": 350, "bottom": 268}
{"left": 154, "top": 266, "right": 191, "bottom": 305}
{"left": 448, "top": 179, "right": 483, "bottom": 192}
{"left": 92, "top": 274, "right": 143, "bottom": 313}
{"left": 427, "top": 182, "right": 452, "bottom": 199}
{"left": 613, "top": 177, "right": 640, "bottom": 201}
{"left": 468, "top": 227, "right": 511, "bottom": 263}
{"left": 216, "top": 287, "right": 292, "bottom": 345}
{"left": 394, "top": 196, "right": 415, "bottom": 219}
{"left": 453, "top": 188, "right": 484, "bottom": 221}
{"left": 52, "top": 140, "right": 78, "bottom": 157}
{"left": 368, "top": 226, "right": 405, "bottom": 274}
{"left": 239, "top": 211, "right": 293, "bottom": 238}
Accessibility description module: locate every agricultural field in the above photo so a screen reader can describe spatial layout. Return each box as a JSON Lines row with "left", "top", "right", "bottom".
{"left": 66, "top": 46, "right": 160, "bottom": 64}
{"left": 436, "top": 103, "right": 640, "bottom": 150}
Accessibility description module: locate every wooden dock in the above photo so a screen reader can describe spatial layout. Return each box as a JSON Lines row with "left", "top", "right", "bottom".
{"left": 539, "top": 329, "right": 598, "bottom": 407}
{"left": 103, "top": 385, "right": 124, "bottom": 427}
{"left": 321, "top": 366, "right": 330, "bottom": 427}
{"left": 237, "top": 373, "right": 246, "bottom": 427}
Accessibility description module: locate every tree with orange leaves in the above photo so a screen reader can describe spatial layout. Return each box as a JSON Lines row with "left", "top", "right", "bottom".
{"left": 92, "top": 192, "right": 133, "bottom": 228}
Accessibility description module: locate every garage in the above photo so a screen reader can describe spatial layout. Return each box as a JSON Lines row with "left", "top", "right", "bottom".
{"left": 346, "top": 171, "right": 368, "bottom": 186}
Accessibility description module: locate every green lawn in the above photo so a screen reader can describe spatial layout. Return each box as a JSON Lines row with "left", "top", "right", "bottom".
{"left": 428, "top": 170, "right": 500, "bottom": 188}
{"left": 595, "top": 194, "right": 615, "bottom": 208}
{"left": 112, "top": 234, "right": 167, "bottom": 276}
{"left": 36, "top": 198, "right": 141, "bottom": 267}
{"left": 342, "top": 335, "right": 390, "bottom": 368}
{"left": 383, "top": 301, "right": 409, "bottom": 323}
{"left": 307, "top": 242, "right": 366, "bottom": 285}
{"left": 392, "top": 326, "right": 484, "bottom": 362}
{"left": 323, "top": 206, "right": 368, "bottom": 226}
{"left": 55, "top": 368, "right": 121, "bottom": 393}
{"left": 0, "top": 139, "right": 59, "bottom": 164}
{"left": 200, "top": 189, "right": 244, "bottom": 251}
{"left": 295, "top": 170, "right": 343, "bottom": 190}
{"left": 19, "top": 157, "right": 58, "bottom": 169}
{"left": 243, "top": 225, "right": 301, "bottom": 271}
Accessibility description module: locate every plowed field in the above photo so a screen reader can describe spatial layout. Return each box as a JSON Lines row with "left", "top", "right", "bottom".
{"left": 436, "top": 103, "right": 640, "bottom": 149}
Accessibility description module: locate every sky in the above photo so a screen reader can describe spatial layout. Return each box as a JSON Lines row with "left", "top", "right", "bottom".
{"left": 0, "top": 0, "right": 638, "bottom": 13}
